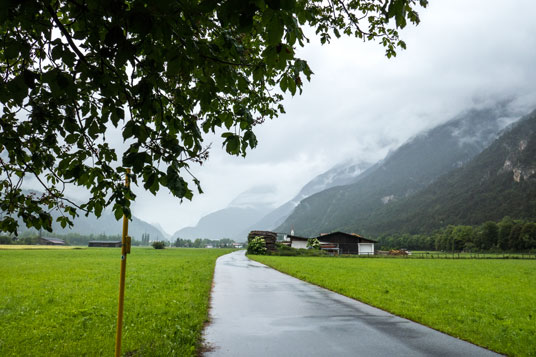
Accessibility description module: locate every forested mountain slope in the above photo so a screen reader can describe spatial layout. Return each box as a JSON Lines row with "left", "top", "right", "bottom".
{"left": 246, "top": 160, "right": 371, "bottom": 232}
{"left": 358, "top": 109, "right": 536, "bottom": 235}
{"left": 277, "top": 106, "right": 521, "bottom": 236}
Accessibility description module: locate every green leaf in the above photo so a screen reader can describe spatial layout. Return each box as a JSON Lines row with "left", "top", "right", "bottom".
{"left": 267, "top": 16, "right": 284, "bottom": 45}
{"left": 279, "top": 76, "right": 288, "bottom": 92}
{"left": 51, "top": 44, "right": 63, "bottom": 61}
{"left": 123, "top": 121, "right": 135, "bottom": 140}
{"left": 114, "top": 206, "right": 123, "bottom": 220}
{"left": 65, "top": 134, "right": 78, "bottom": 144}
{"left": 288, "top": 77, "right": 296, "bottom": 95}
{"left": 224, "top": 135, "right": 240, "bottom": 155}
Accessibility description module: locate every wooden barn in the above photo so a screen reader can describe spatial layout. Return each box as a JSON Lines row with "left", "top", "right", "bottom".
{"left": 289, "top": 232, "right": 376, "bottom": 255}
{"left": 88, "top": 241, "right": 121, "bottom": 248}
{"left": 38, "top": 237, "right": 66, "bottom": 246}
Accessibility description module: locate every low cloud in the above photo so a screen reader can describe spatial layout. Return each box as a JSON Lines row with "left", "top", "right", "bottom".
{"left": 130, "top": 0, "right": 536, "bottom": 234}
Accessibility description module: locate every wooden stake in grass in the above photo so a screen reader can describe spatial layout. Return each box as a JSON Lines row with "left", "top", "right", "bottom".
{"left": 115, "top": 169, "right": 132, "bottom": 357}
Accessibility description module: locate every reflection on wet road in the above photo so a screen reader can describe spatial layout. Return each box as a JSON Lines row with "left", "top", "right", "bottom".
{"left": 203, "top": 251, "right": 498, "bottom": 356}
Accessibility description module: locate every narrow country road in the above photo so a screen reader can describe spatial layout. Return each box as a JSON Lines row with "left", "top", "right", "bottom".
{"left": 203, "top": 251, "right": 498, "bottom": 356}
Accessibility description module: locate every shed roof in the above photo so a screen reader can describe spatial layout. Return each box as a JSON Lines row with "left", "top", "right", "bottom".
{"left": 40, "top": 237, "right": 65, "bottom": 244}
{"left": 315, "top": 231, "right": 377, "bottom": 243}
{"left": 287, "top": 235, "right": 309, "bottom": 241}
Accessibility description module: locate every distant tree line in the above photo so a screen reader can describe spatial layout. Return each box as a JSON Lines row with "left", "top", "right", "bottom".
{"left": 141, "top": 233, "right": 151, "bottom": 246}
{"left": 0, "top": 232, "right": 147, "bottom": 246}
{"left": 376, "top": 217, "right": 536, "bottom": 252}
{"left": 174, "top": 237, "right": 235, "bottom": 248}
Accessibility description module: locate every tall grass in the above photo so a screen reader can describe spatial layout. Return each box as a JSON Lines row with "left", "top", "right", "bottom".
{"left": 0, "top": 248, "right": 231, "bottom": 356}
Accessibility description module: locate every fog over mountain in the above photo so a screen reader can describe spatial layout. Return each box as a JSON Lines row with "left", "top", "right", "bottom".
{"left": 246, "top": 160, "right": 373, "bottom": 234}
{"left": 171, "top": 161, "right": 372, "bottom": 241}
{"left": 277, "top": 103, "right": 527, "bottom": 237}
{"left": 15, "top": 195, "right": 167, "bottom": 241}
{"left": 124, "top": 0, "right": 536, "bottom": 234}
{"left": 11, "top": 0, "right": 535, "bottom": 236}
{"left": 357, "top": 109, "right": 536, "bottom": 235}
{"left": 172, "top": 187, "right": 276, "bottom": 240}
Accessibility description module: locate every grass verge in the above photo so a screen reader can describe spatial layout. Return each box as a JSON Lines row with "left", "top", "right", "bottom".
{"left": 0, "top": 248, "right": 231, "bottom": 356}
{"left": 250, "top": 255, "right": 535, "bottom": 356}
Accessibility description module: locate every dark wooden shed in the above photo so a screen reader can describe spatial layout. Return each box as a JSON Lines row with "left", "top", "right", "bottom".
{"left": 88, "top": 241, "right": 121, "bottom": 247}
{"left": 314, "top": 232, "right": 377, "bottom": 255}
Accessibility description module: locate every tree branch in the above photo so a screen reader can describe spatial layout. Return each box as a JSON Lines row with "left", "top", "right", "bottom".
{"left": 45, "top": 4, "right": 89, "bottom": 66}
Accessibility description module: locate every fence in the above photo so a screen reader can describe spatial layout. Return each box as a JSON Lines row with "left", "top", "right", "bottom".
{"left": 360, "top": 252, "right": 536, "bottom": 259}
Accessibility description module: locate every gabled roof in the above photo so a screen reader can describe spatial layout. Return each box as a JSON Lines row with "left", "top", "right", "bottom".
{"left": 315, "top": 231, "right": 377, "bottom": 243}
{"left": 287, "top": 235, "right": 309, "bottom": 241}
{"left": 40, "top": 237, "right": 65, "bottom": 244}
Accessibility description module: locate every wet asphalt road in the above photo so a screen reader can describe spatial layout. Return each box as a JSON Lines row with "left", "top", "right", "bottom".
{"left": 203, "top": 251, "right": 498, "bottom": 356}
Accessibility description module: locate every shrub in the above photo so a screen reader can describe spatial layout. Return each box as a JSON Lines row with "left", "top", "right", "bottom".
{"left": 246, "top": 236, "right": 267, "bottom": 255}
{"left": 307, "top": 238, "right": 320, "bottom": 249}
{"left": 270, "top": 242, "right": 329, "bottom": 257}
{"left": 151, "top": 241, "right": 166, "bottom": 249}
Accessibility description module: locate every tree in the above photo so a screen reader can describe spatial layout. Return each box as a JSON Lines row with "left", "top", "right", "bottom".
{"left": 477, "top": 221, "right": 498, "bottom": 251}
{"left": 450, "top": 226, "right": 473, "bottom": 252}
{"left": 174, "top": 237, "right": 191, "bottom": 247}
{"left": 192, "top": 238, "right": 203, "bottom": 248}
{"left": 508, "top": 223, "right": 524, "bottom": 251}
{"left": 0, "top": 0, "right": 427, "bottom": 234}
{"left": 520, "top": 222, "right": 536, "bottom": 251}
{"left": 497, "top": 216, "right": 514, "bottom": 250}
{"left": 141, "top": 232, "right": 150, "bottom": 246}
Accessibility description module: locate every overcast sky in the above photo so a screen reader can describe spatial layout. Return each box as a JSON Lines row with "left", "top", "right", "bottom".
{"left": 128, "top": 0, "right": 536, "bottom": 235}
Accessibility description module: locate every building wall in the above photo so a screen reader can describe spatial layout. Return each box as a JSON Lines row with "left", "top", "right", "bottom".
{"left": 358, "top": 243, "right": 374, "bottom": 255}
{"left": 291, "top": 240, "right": 308, "bottom": 249}
{"left": 317, "top": 233, "right": 375, "bottom": 254}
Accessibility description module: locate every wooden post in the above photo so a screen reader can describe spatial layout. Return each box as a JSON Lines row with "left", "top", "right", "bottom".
{"left": 115, "top": 169, "right": 131, "bottom": 357}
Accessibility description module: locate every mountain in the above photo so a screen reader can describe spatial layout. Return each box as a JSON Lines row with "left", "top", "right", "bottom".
{"left": 51, "top": 211, "right": 168, "bottom": 241}
{"left": 173, "top": 206, "right": 271, "bottom": 241}
{"left": 277, "top": 105, "right": 523, "bottom": 237}
{"left": 172, "top": 186, "right": 275, "bottom": 241}
{"left": 151, "top": 222, "right": 171, "bottom": 239}
{"left": 358, "top": 109, "right": 536, "bottom": 235}
{"left": 171, "top": 161, "right": 371, "bottom": 241}
{"left": 246, "top": 161, "right": 372, "bottom": 232}
{"left": 16, "top": 199, "right": 167, "bottom": 241}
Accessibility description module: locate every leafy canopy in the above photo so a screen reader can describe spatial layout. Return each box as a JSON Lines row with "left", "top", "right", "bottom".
{"left": 0, "top": 0, "right": 427, "bottom": 234}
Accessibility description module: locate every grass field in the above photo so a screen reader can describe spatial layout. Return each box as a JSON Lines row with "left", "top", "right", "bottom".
{"left": 0, "top": 248, "right": 231, "bottom": 356}
{"left": 405, "top": 251, "right": 536, "bottom": 259}
{"left": 0, "top": 245, "right": 86, "bottom": 250}
{"left": 250, "top": 255, "right": 536, "bottom": 356}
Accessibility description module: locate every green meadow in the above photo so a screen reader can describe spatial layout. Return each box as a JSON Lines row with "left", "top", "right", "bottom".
{"left": 251, "top": 255, "right": 536, "bottom": 356}
{"left": 0, "top": 248, "right": 231, "bottom": 356}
